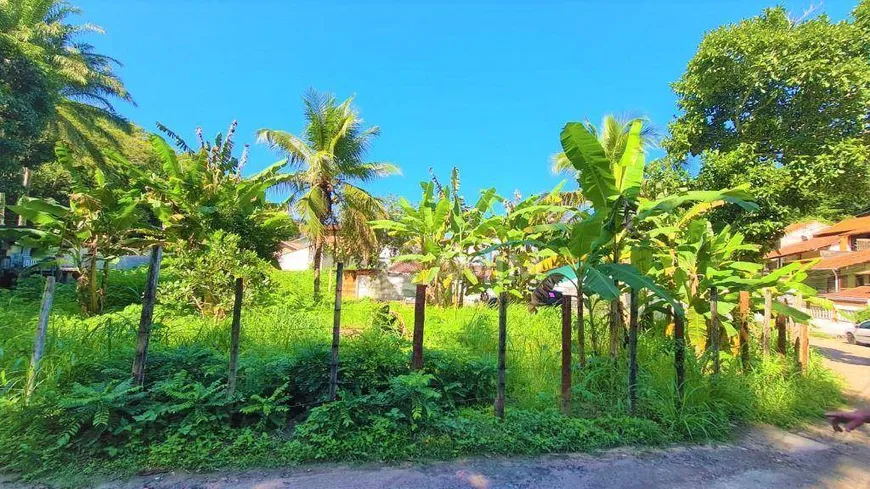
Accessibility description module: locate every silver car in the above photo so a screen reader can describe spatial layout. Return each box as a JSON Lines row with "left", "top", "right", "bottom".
{"left": 846, "top": 320, "right": 870, "bottom": 345}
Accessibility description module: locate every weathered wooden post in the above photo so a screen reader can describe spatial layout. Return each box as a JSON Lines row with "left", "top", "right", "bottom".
{"left": 24, "top": 276, "right": 56, "bottom": 401}
{"left": 798, "top": 323, "right": 809, "bottom": 373}
{"left": 776, "top": 313, "right": 787, "bottom": 355}
{"left": 710, "top": 286, "right": 720, "bottom": 375}
{"left": 494, "top": 291, "right": 508, "bottom": 419}
{"left": 673, "top": 308, "right": 686, "bottom": 403}
{"left": 0, "top": 192, "right": 5, "bottom": 226}
{"left": 328, "top": 263, "right": 344, "bottom": 400}
{"left": 738, "top": 291, "right": 751, "bottom": 372}
{"left": 762, "top": 289, "right": 772, "bottom": 357}
{"left": 132, "top": 245, "right": 162, "bottom": 386}
{"left": 560, "top": 295, "right": 572, "bottom": 415}
{"left": 411, "top": 284, "right": 427, "bottom": 370}
{"left": 226, "top": 277, "right": 244, "bottom": 398}
{"left": 577, "top": 283, "right": 585, "bottom": 368}
{"left": 627, "top": 288, "right": 639, "bottom": 413}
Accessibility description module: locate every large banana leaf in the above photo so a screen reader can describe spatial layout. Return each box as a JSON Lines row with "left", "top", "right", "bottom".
{"left": 560, "top": 122, "right": 617, "bottom": 212}
{"left": 615, "top": 120, "right": 645, "bottom": 199}
{"left": 598, "top": 262, "right": 685, "bottom": 316}
{"left": 636, "top": 185, "right": 758, "bottom": 221}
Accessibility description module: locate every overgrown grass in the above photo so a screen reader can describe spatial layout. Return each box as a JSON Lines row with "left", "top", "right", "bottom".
{"left": 0, "top": 268, "right": 844, "bottom": 487}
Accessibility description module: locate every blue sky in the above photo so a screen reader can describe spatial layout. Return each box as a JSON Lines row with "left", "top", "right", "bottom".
{"left": 78, "top": 0, "right": 857, "bottom": 201}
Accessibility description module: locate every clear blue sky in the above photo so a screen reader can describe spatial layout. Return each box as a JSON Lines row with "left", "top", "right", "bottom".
{"left": 77, "top": 0, "right": 857, "bottom": 201}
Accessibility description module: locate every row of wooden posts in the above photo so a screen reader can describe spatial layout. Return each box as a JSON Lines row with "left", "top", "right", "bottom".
{"left": 23, "top": 251, "right": 812, "bottom": 420}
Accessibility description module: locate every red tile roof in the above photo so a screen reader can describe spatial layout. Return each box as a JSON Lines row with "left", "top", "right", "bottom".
{"left": 387, "top": 261, "right": 422, "bottom": 274}
{"left": 765, "top": 235, "right": 840, "bottom": 259}
{"left": 811, "top": 249, "right": 870, "bottom": 271}
{"left": 814, "top": 215, "right": 870, "bottom": 237}
{"left": 821, "top": 285, "right": 870, "bottom": 302}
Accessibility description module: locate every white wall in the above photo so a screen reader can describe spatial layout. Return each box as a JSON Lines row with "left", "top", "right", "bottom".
{"left": 279, "top": 249, "right": 311, "bottom": 271}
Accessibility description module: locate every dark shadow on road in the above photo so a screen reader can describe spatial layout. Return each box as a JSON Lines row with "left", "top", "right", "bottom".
{"left": 811, "top": 345, "right": 870, "bottom": 367}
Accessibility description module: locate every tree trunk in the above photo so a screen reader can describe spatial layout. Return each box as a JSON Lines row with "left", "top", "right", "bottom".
{"left": 494, "top": 291, "right": 507, "bottom": 419}
{"left": 0, "top": 192, "right": 5, "bottom": 226}
{"left": 24, "top": 276, "right": 55, "bottom": 401}
{"left": 710, "top": 286, "right": 720, "bottom": 375}
{"left": 776, "top": 314, "right": 787, "bottom": 355}
{"left": 762, "top": 289, "right": 772, "bottom": 357}
{"left": 411, "top": 284, "right": 427, "bottom": 370}
{"left": 628, "top": 288, "right": 639, "bottom": 413}
{"left": 226, "top": 277, "right": 244, "bottom": 398}
{"left": 738, "top": 291, "right": 751, "bottom": 373}
{"left": 673, "top": 307, "right": 685, "bottom": 403}
{"left": 132, "top": 246, "right": 162, "bottom": 386}
{"left": 560, "top": 295, "right": 572, "bottom": 415}
{"left": 577, "top": 283, "right": 585, "bottom": 368}
{"left": 329, "top": 263, "right": 344, "bottom": 400}
{"left": 312, "top": 239, "right": 323, "bottom": 300}
{"left": 609, "top": 294, "right": 620, "bottom": 358}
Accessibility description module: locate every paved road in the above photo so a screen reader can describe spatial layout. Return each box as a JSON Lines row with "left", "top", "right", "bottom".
{"left": 4, "top": 338, "right": 870, "bottom": 489}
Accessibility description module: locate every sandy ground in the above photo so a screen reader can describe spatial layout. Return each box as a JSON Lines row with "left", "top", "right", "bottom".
{"left": 3, "top": 337, "right": 869, "bottom": 489}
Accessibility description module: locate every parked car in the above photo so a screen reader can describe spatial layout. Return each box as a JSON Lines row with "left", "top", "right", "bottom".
{"left": 845, "top": 320, "right": 870, "bottom": 345}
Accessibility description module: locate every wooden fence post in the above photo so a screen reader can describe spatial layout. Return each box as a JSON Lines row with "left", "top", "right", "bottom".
{"left": 0, "top": 192, "right": 5, "bottom": 226}
{"left": 628, "top": 288, "right": 639, "bottom": 413}
{"left": 798, "top": 323, "right": 809, "bottom": 373}
{"left": 411, "top": 284, "right": 427, "bottom": 370}
{"left": 710, "top": 286, "right": 720, "bottom": 375}
{"left": 17, "top": 167, "right": 31, "bottom": 227}
{"left": 328, "top": 263, "right": 344, "bottom": 400}
{"left": 577, "top": 283, "right": 585, "bottom": 368}
{"left": 132, "top": 245, "right": 162, "bottom": 386}
{"left": 762, "top": 289, "right": 772, "bottom": 357}
{"left": 738, "top": 291, "right": 751, "bottom": 372}
{"left": 560, "top": 295, "right": 572, "bottom": 415}
{"left": 776, "top": 313, "right": 787, "bottom": 355}
{"left": 494, "top": 291, "right": 508, "bottom": 419}
{"left": 226, "top": 277, "right": 244, "bottom": 398}
{"left": 24, "top": 276, "right": 55, "bottom": 401}
{"left": 673, "top": 308, "right": 685, "bottom": 403}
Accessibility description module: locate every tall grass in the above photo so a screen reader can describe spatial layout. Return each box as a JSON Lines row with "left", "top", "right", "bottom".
{"left": 0, "top": 268, "right": 843, "bottom": 433}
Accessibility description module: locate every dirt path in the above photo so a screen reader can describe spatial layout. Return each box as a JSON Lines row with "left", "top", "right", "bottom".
{"left": 4, "top": 338, "right": 869, "bottom": 489}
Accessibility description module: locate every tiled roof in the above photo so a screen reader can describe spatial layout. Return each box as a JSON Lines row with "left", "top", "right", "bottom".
{"left": 765, "top": 235, "right": 840, "bottom": 259}
{"left": 811, "top": 249, "right": 870, "bottom": 271}
{"left": 814, "top": 216, "right": 870, "bottom": 237}
{"left": 821, "top": 285, "right": 870, "bottom": 302}
{"left": 387, "top": 261, "right": 422, "bottom": 274}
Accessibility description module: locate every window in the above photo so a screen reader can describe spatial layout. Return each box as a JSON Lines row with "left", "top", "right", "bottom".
{"left": 858, "top": 275, "right": 867, "bottom": 287}
{"left": 860, "top": 321, "right": 870, "bottom": 330}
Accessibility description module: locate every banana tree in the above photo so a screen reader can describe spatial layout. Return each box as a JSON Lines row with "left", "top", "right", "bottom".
{"left": 1, "top": 144, "right": 146, "bottom": 314}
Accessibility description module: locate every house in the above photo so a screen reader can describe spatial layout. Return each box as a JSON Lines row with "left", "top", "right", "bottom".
{"left": 340, "top": 261, "right": 420, "bottom": 301}
{"left": 820, "top": 286, "right": 870, "bottom": 316}
{"left": 767, "top": 214, "right": 870, "bottom": 294}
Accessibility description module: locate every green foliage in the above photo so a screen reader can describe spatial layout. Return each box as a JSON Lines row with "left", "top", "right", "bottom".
{"left": 666, "top": 3, "right": 870, "bottom": 247}
{"left": 161, "top": 230, "right": 270, "bottom": 317}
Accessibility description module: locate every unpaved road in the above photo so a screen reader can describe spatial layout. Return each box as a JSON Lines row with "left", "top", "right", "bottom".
{"left": 4, "top": 337, "right": 869, "bottom": 489}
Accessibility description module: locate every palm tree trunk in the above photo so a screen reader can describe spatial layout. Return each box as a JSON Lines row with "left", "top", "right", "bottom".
{"left": 312, "top": 239, "right": 323, "bottom": 300}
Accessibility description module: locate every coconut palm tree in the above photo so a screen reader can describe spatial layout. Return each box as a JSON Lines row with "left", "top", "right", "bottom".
{"left": 257, "top": 90, "right": 398, "bottom": 299}
{"left": 0, "top": 0, "right": 135, "bottom": 156}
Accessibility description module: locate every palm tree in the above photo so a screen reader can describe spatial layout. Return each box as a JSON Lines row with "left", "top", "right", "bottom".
{"left": 0, "top": 0, "right": 135, "bottom": 156}
{"left": 257, "top": 90, "right": 398, "bottom": 299}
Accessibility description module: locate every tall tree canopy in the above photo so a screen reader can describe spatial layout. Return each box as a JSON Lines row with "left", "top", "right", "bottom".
{"left": 0, "top": 0, "right": 134, "bottom": 201}
{"left": 665, "top": 2, "right": 870, "bottom": 247}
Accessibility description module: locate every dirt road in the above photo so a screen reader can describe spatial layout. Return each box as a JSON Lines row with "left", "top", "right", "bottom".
{"left": 4, "top": 338, "right": 870, "bottom": 489}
